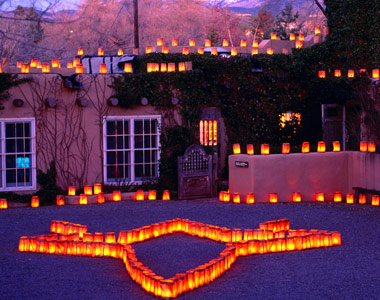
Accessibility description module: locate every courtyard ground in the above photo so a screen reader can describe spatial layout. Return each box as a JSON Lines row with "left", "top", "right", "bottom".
{"left": 1, "top": 198, "right": 380, "bottom": 300}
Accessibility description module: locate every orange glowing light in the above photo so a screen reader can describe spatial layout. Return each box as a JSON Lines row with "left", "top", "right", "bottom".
{"left": 292, "top": 192, "right": 301, "bottom": 202}
{"left": 368, "top": 142, "right": 376, "bottom": 152}
{"left": 240, "top": 40, "right": 247, "bottom": 47}
{"left": 358, "top": 194, "right": 366, "bottom": 205}
{"left": 157, "top": 38, "right": 163, "bottom": 46}
{"left": 124, "top": 63, "right": 132, "bottom": 73}
{"left": 371, "top": 195, "right": 379, "bottom": 206}
{"left": 246, "top": 144, "right": 254, "bottom": 155}
{"left": 251, "top": 48, "right": 258, "bottom": 55}
{"left": 317, "top": 141, "right": 326, "bottom": 152}
{"left": 30, "top": 58, "right": 38, "bottom": 68}
{"left": 282, "top": 143, "right": 290, "bottom": 154}
{"left": 372, "top": 69, "right": 379, "bottom": 79}
{"left": 79, "top": 194, "right": 88, "bottom": 205}
{"left": 211, "top": 48, "right": 218, "bottom": 56}
{"left": 246, "top": 192, "right": 255, "bottom": 204}
{"left": 84, "top": 185, "right": 92, "bottom": 195}
{"left": 189, "top": 39, "right": 195, "bottom": 47}
{"left": 204, "top": 39, "right": 211, "bottom": 47}
{"left": 333, "top": 141, "right": 341, "bottom": 152}
{"left": 298, "top": 34, "right": 304, "bottom": 41}
{"left": 135, "top": 190, "right": 144, "bottom": 201}
{"left": 67, "top": 62, "right": 73, "bottom": 68}
{"left": 98, "top": 48, "right": 104, "bottom": 56}
{"left": 72, "top": 58, "right": 80, "bottom": 67}
{"left": 334, "top": 70, "right": 341, "bottom": 77}
{"left": 178, "top": 62, "right": 186, "bottom": 71}
{"left": 289, "top": 33, "right": 295, "bottom": 40}
{"left": 346, "top": 193, "right": 354, "bottom": 204}
{"left": 295, "top": 41, "right": 303, "bottom": 49}
{"left": 333, "top": 192, "right": 342, "bottom": 203}
{"left": 99, "top": 63, "right": 107, "bottom": 74}
{"left": 261, "top": 144, "right": 270, "bottom": 155}
{"left": 197, "top": 47, "right": 204, "bottom": 55}
{"left": 271, "top": 33, "right": 277, "bottom": 40}
{"left": 168, "top": 63, "right": 175, "bottom": 72}
{"left": 315, "top": 27, "right": 321, "bottom": 34}
{"left": 113, "top": 190, "right": 121, "bottom": 201}
{"left": 233, "top": 143, "right": 241, "bottom": 154}
{"left": 348, "top": 70, "right": 355, "bottom": 78}
{"left": 267, "top": 48, "right": 273, "bottom": 55}
{"left": 233, "top": 193, "right": 241, "bottom": 203}
{"left": 97, "top": 192, "right": 105, "bottom": 204}
{"left": 160, "top": 63, "right": 167, "bottom": 72}
{"left": 182, "top": 47, "right": 189, "bottom": 55}
{"left": 93, "top": 183, "right": 102, "bottom": 195}
{"left": 148, "top": 190, "right": 156, "bottom": 200}
{"left": 301, "top": 142, "right": 310, "bottom": 153}
{"left": 222, "top": 39, "right": 229, "bottom": 47}
{"left": 162, "top": 190, "right": 170, "bottom": 200}
{"left": 162, "top": 46, "right": 169, "bottom": 54}
{"left": 117, "top": 48, "right": 124, "bottom": 56}
{"left": 318, "top": 71, "right": 325, "bottom": 78}
{"left": 315, "top": 192, "right": 324, "bottom": 202}
{"left": 172, "top": 39, "right": 178, "bottom": 46}
{"left": 360, "top": 141, "right": 368, "bottom": 152}
{"left": 75, "top": 64, "right": 83, "bottom": 74}
{"left": 68, "top": 186, "right": 76, "bottom": 196}
{"left": 41, "top": 63, "right": 50, "bottom": 73}
{"left": 78, "top": 48, "right": 84, "bottom": 55}
{"left": 252, "top": 40, "right": 259, "bottom": 47}
{"left": 17, "top": 61, "right": 23, "bottom": 68}
{"left": 56, "top": 195, "right": 65, "bottom": 206}
{"left": 31, "top": 196, "right": 39, "bottom": 207}
{"left": 231, "top": 48, "right": 238, "bottom": 56}
{"left": 0, "top": 198, "right": 8, "bottom": 209}
{"left": 223, "top": 192, "right": 230, "bottom": 202}
{"left": 145, "top": 46, "right": 153, "bottom": 54}
{"left": 21, "top": 63, "right": 29, "bottom": 73}
{"left": 269, "top": 193, "right": 278, "bottom": 203}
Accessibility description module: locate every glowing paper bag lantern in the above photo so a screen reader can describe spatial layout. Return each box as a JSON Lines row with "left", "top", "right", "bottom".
{"left": 314, "top": 142, "right": 325, "bottom": 153}
{"left": 358, "top": 194, "right": 366, "bottom": 205}
{"left": 162, "top": 190, "right": 170, "bottom": 200}
{"left": 360, "top": 141, "right": 368, "bottom": 152}
{"left": 252, "top": 40, "right": 259, "bottom": 47}
{"left": 168, "top": 63, "right": 175, "bottom": 72}
{"left": 56, "top": 195, "right": 65, "bottom": 206}
{"left": 112, "top": 190, "right": 121, "bottom": 201}
{"left": 78, "top": 48, "right": 84, "bottom": 55}
{"left": 21, "top": 63, "right": 29, "bottom": 73}
{"left": 267, "top": 48, "right": 273, "bottom": 55}
{"left": 222, "top": 39, "right": 229, "bottom": 47}
{"left": 334, "top": 70, "right": 341, "bottom": 77}
{"left": 333, "top": 192, "right": 342, "bottom": 203}
{"left": 162, "top": 46, "right": 169, "bottom": 54}
{"left": 295, "top": 41, "right": 303, "bottom": 49}
{"left": 289, "top": 33, "right": 295, "bottom": 40}
{"left": 182, "top": 47, "right": 189, "bottom": 55}
{"left": 346, "top": 193, "right": 354, "bottom": 204}
{"left": 148, "top": 190, "right": 156, "bottom": 200}
{"left": 223, "top": 192, "right": 230, "bottom": 202}
{"left": 371, "top": 195, "right": 379, "bottom": 206}
{"left": 251, "top": 48, "right": 258, "bottom": 55}
{"left": 70, "top": 58, "right": 79, "bottom": 66}
{"left": 246, "top": 192, "right": 255, "bottom": 204}
{"left": 124, "top": 63, "right": 133, "bottom": 73}
{"left": 231, "top": 48, "right": 238, "bottom": 56}
{"left": 75, "top": 64, "right": 83, "bottom": 74}
{"left": 282, "top": 143, "right": 290, "bottom": 154}
{"left": 372, "top": 69, "right": 379, "bottom": 79}
{"left": 79, "top": 194, "right": 88, "bottom": 205}
{"left": 31, "top": 196, "right": 39, "bottom": 207}
{"left": 97, "top": 192, "right": 105, "bottom": 204}
{"left": 145, "top": 46, "right": 153, "bottom": 54}
{"left": 105, "top": 232, "right": 116, "bottom": 243}
{"left": 232, "top": 143, "right": 241, "bottom": 154}
{"left": 178, "top": 62, "right": 186, "bottom": 71}
{"left": 189, "top": 39, "right": 195, "bottom": 47}
{"left": 99, "top": 63, "right": 107, "bottom": 74}
{"left": 84, "top": 185, "right": 92, "bottom": 195}
{"left": 318, "top": 71, "right": 325, "bottom": 78}
{"left": 98, "top": 48, "right": 104, "bottom": 56}
{"left": 315, "top": 192, "right": 324, "bottom": 202}
{"left": 298, "top": 33, "right": 304, "bottom": 41}
{"left": 368, "top": 142, "right": 376, "bottom": 152}
{"left": 261, "top": 144, "right": 270, "bottom": 155}
{"left": 67, "top": 62, "right": 73, "bottom": 68}
{"left": 93, "top": 183, "right": 102, "bottom": 195}
{"left": 205, "top": 39, "right": 211, "bottom": 47}
{"left": 198, "top": 47, "right": 204, "bottom": 55}
{"left": 117, "top": 48, "right": 124, "bottom": 56}
{"left": 160, "top": 63, "right": 167, "bottom": 72}
{"left": 30, "top": 58, "right": 38, "bottom": 68}
{"left": 232, "top": 193, "right": 240, "bottom": 203}
{"left": 348, "top": 70, "right": 355, "bottom": 78}
{"left": 68, "top": 186, "right": 76, "bottom": 196}
{"left": 246, "top": 144, "right": 254, "bottom": 155}
{"left": 271, "top": 33, "right": 277, "bottom": 40}
{"left": 240, "top": 40, "right": 247, "bottom": 47}
{"left": 17, "top": 62, "right": 23, "bottom": 68}
{"left": 301, "top": 142, "right": 310, "bottom": 153}
{"left": 211, "top": 48, "right": 218, "bottom": 56}
{"left": 269, "top": 193, "right": 278, "bottom": 203}
{"left": 315, "top": 27, "right": 321, "bottom": 34}
{"left": 292, "top": 192, "right": 301, "bottom": 202}
{"left": 333, "top": 141, "right": 341, "bottom": 152}
{"left": 41, "top": 63, "right": 50, "bottom": 73}
{"left": 172, "top": 39, "right": 178, "bottom": 46}
{"left": 219, "top": 191, "right": 225, "bottom": 202}
{"left": 135, "top": 190, "right": 144, "bottom": 201}
{"left": 0, "top": 198, "right": 8, "bottom": 209}
{"left": 157, "top": 38, "right": 163, "bottom": 46}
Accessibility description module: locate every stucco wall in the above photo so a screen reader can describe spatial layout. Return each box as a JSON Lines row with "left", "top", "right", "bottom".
{"left": 229, "top": 151, "right": 380, "bottom": 202}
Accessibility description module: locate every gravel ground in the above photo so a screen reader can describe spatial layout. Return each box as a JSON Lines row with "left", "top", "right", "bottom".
{"left": 1, "top": 199, "right": 380, "bottom": 300}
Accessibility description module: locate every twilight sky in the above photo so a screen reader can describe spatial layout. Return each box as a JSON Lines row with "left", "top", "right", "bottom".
{"left": 1, "top": 0, "right": 78, "bottom": 11}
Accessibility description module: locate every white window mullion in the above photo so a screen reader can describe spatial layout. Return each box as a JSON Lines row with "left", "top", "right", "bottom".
{"left": 131, "top": 119, "right": 135, "bottom": 182}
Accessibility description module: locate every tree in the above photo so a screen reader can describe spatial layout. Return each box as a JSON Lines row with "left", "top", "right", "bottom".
{"left": 273, "top": 3, "right": 303, "bottom": 40}
{"left": 250, "top": 8, "right": 274, "bottom": 40}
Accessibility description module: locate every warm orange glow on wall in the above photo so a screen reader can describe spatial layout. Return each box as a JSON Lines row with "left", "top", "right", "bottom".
{"left": 282, "top": 143, "right": 290, "bottom": 154}
{"left": 68, "top": 186, "right": 76, "bottom": 196}
{"left": 301, "top": 142, "right": 310, "bottom": 153}
{"left": 182, "top": 47, "right": 189, "bottom": 55}
{"left": 318, "top": 70, "right": 325, "bottom": 78}
{"left": 267, "top": 48, "right": 273, "bottom": 55}
{"left": 292, "top": 192, "right": 301, "bottom": 202}
{"left": 211, "top": 48, "right": 218, "bottom": 55}
{"left": 231, "top": 48, "right": 238, "bottom": 56}
{"left": 160, "top": 63, "right": 167, "bottom": 72}
{"left": 37, "top": 62, "right": 42, "bottom": 69}
{"left": 162, "top": 190, "right": 170, "bottom": 200}
{"left": 124, "top": 63, "right": 132, "bottom": 73}
{"left": 289, "top": 33, "right": 295, "bottom": 40}
{"left": 168, "top": 63, "right": 175, "bottom": 72}
{"left": 360, "top": 141, "right": 368, "bottom": 152}
{"left": 21, "top": 63, "right": 29, "bottom": 73}
{"left": 197, "top": 47, "right": 204, "bottom": 55}
{"left": 112, "top": 190, "right": 121, "bottom": 201}
{"left": 98, "top": 48, "right": 104, "bottom": 56}
{"left": 31, "top": 196, "right": 39, "bottom": 207}
{"left": 117, "top": 48, "right": 124, "bottom": 56}
{"left": 156, "top": 38, "right": 163, "bottom": 46}
{"left": 295, "top": 41, "right": 303, "bottom": 49}
{"left": 368, "top": 142, "right": 376, "bottom": 152}
{"left": 189, "top": 39, "right": 195, "bottom": 47}
{"left": 240, "top": 39, "right": 247, "bottom": 47}
{"left": 0, "top": 198, "right": 8, "bottom": 209}
{"left": 334, "top": 69, "right": 341, "bottom": 77}
{"left": 251, "top": 48, "right": 259, "bottom": 55}
{"left": 269, "top": 193, "right": 278, "bottom": 203}
{"left": 75, "top": 64, "right": 83, "bottom": 74}
{"left": 315, "top": 27, "right": 321, "bottom": 34}
{"left": 56, "top": 195, "right": 65, "bottom": 206}
{"left": 79, "top": 194, "right": 88, "bottom": 205}
{"left": 333, "top": 192, "right": 342, "bottom": 202}
{"left": 233, "top": 193, "right": 241, "bottom": 203}
{"left": 315, "top": 192, "right": 324, "bottom": 202}
{"left": 298, "top": 33, "right": 304, "bottom": 41}
{"left": 97, "top": 192, "right": 105, "bottom": 204}
{"left": 145, "top": 46, "right": 153, "bottom": 54}
{"left": 346, "top": 193, "right": 354, "bottom": 204}
{"left": 317, "top": 141, "right": 326, "bottom": 152}
{"left": 162, "top": 46, "right": 169, "bottom": 54}
{"left": 172, "top": 39, "right": 178, "bottom": 46}
{"left": 372, "top": 69, "right": 379, "bottom": 79}
{"left": 99, "top": 63, "right": 107, "bottom": 74}
{"left": 30, "top": 58, "right": 38, "bottom": 68}
{"left": 84, "top": 185, "right": 92, "bottom": 195}
{"left": 246, "top": 144, "right": 254, "bottom": 155}
{"left": 246, "top": 192, "right": 255, "bottom": 204}
{"left": 232, "top": 143, "right": 241, "bottom": 154}
{"left": 204, "top": 39, "right": 211, "bottom": 47}
{"left": 348, "top": 69, "right": 355, "bottom": 78}
{"left": 78, "top": 48, "right": 84, "bottom": 55}
{"left": 371, "top": 195, "right": 379, "bottom": 206}
{"left": 42, "top": 63, "right": 50, "bottom": 73}
{"left": 261, "top": 144, "right": 270, "bottom": 155}
{"left": 333, "top": 141, "right": 341, "bottom": 152}
{"left": 222, "top": 39, "right": 229, "bottom": 47}
{"left": 271, "top": 33, "right": 277, "bottom": 40}
{"left": 358, "top": 194, "right": 366, "bottom": 204}
{"left": 148, "top": 190, "right": 156, "bottom": 200}
{"left": 178, "top": 62, "right": 186, "bottom": 71}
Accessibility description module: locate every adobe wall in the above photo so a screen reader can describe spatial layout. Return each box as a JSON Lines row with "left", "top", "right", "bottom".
{"left": 229, "top": 152, "right": 380, "bottom": 202}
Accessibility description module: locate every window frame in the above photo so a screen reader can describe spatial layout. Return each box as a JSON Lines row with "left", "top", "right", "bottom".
{"left": 103, "top": 115, "right": 161, "bottom": 184}
{"left": 0, "top": 118, "right": 36, "bottom": 191}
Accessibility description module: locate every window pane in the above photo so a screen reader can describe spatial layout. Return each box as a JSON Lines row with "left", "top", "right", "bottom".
{"left": 6, "top": 155, "right": 16, "bottom": 168}
{"left": 135, "top": 120, "right": 143, "bottom": 134}
{"left": 151, "top": 135, "right": 157, "bottom": 148}
{"left": 25, "top": 169, "right": 31, "bottom": 184}
{"left": 124, "top": 165, "right": 130, "bottom": 179}
{"left": 135, "top": 151, "right": 143, "bottom": 163}
{"left": 124, "top": 121, "right": 129, "bottom": 134}
{"left": 25, "top": 139, "right": 31, "bottom": 152}
{"left": 107, "top": 137, "right": 116, "bottom": 150}
{"left": 6, "top": 139, "right": 15, "bottom": 153}
{"left": 16, "top": 139, "right": 24, "bottom": 152}
{"left": 107, "top": 166, "right": 116, "bottom": 179}
{"left": 16, "top": 123, "right": 24, "bottom": 137}
{"left": 5, "top": 124, "right": 15, "bottom": 138}
{"left": 144, "top": 136, "right": 150, "bottom": 148}
{"left": 152, "top": 150, "right": 158, "bottom": 162}
{"left": 144, "top": 164, "right": 151, "bottom": 177}
{"left": 144, "top": 120, "right": 151, "bottom": 134}
{"left": 135, "top": 136, "right": 143, "bottom": 149}
{"left": 107, "top": 151, "right": 116, "bottom": 164}
{"left": 24, "top": 123, "right": 30, "bottom": 137}
{"left": 117, "top": 136, "right": 123, "bottom": 149}
{"left": 17, "top": 155, "right": 30, "bottom": 168}
{"left": 124, "top": 151, "right": 130, "bottom": 164}
{"left": 144, "top": 150, "right": 151, "bottom": 163}
{"left": 116, "top": 121, "right": 123, "bottom": 134}
{"left": 151, "top": 120, "right": 157, "bottom": 133}
{"left": 6, "top": 169, "right": 16, "bottom": 186}
{"left": 17, "top": 169, "right": 25, "bottom": 184}
{"left": 135, "top": 164, "right": 143, "bottom": 178}
{"left": 116, "top": 166, "right": 124, "bottom": 179}
{"left": 124, "top": 136, "right": 130, "bottom": 149}
{"left": 152, "top": 164, "right": 157, "bottom": 177}
{"left": 107, "top": 121, "right": 115, "bottom": 135}
{"left": 117, "top": 151, "right": 123, "bottom": 164}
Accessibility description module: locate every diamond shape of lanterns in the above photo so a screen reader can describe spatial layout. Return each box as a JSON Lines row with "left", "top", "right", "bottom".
{"left": 19, "top": 218, "right": 341, "bottom": 299}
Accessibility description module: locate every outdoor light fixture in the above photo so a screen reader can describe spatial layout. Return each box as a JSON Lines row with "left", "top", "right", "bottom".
{"left": 78, "top": 48, "right": 84, "bottom": 55}
{"left": 157, "top": 38, "right": 163, "bottom": 46}
{"left": 31, "top": 196, "right": 39, "bottom": 207}
{"left": 135, "top": 190, "right": 144, "bottom": 201}
{"left": 269, "top": 193, "right": 278, "bottom": 203}
{"left": 117, "top": 48, "right": 124, "bottom": 56}
{"left": 97, "top": 192, "right": 105, "bottom": 204}
{"left": 292, "top": 192, "right": 301, "bottom": 202}
{"left": 271, "top": 33, "right": 277, "bottom": 40}
{"left": 289, "top": 33, "right": 295, "bottom": 40}
{"left": 301, "top": 142, "right": 310, "bottom": 153}
{"left": 21, "top": 63, "right": 29, "bottom": 73}
{"left": 267, "top": 48, "right": 273, "bottom": 55}
{"left": 346, "top": 193, "right": 354, "bottom": 204}
{"left": 204, "top": 39, "right": 211, "bottom": 47}
{"left": 99, "top": 63, "right": 107, "bottom": 74}
{"left": 162, "top": 190, "right": 170, "bottom": 200}
{"left": 51, "top": 59, "right": 60, "bottom": 68}
{"left": 182, "top": 47, "right": 189, "bottom": 55}
{"left": 318, "top": 71, "right": 326, "bottom": 78}
{"left": 299, "top": 33, "right": 304, "bottom": 41}
{"left": 231, "top": 48, "right": 238, "bottom": 56}
{"left": 246, "top": 192, "right": 255, "bottom": 204}
{"left": 296, "top": 41, "right": 303, "bottom": 49}
{"left": 233, "top": 193, "right": 241, "bottom": 203}
{"left": 75, "top": 64, "right": 83, "bottom": 74}
{"left": 240, "top": 40, "right": 247, "bottom": 47}
{"left": 56, "top": 195, "right": 65, "bottom": 206}
{"left": 261, "top": 144, "right": 270, "bottom": 155}
{"left": 160, "top": 63, "right": 167, "bottom": 72}
{"left": 358, "top": 194, "right": 366, "bottom": 204}
{"left": 368, "top": 142, "right": 376, "bottom": 152}
{"left": 252, "top": 40, "right": 259, "bottom": 47}
{"left": 98, "top": 48, "right": 104, "bottom": 56}
{"left": 172, "top": 39, "right": 178, "bottom": 46}
{"left": 42, "top": 63, "right": 50, "bottom": 73}
{"left": 198, "top": 47, "right": 204, "bottom": 55}
{"left": 334, "top": 70, "right": 341, "bottom": 77}
{"left": 246, "top": 144, "right": 254, "bottom": 155}
{"left": 112, "top": 190, "right": 121, "bottom": 201}
{"left": 13, "top": 99, "right": 24, "bottom": 107}
{"left": 124, "top": 63, "right": 133, "bottom": 73}
{"left": 372, "top": 69, "right": 379, "bottom": 79}
{"left": 317, "top": 141, "right": 326, "bottom": 152}
{"left": 315, "top": 27, "right": 321, "bottom": 34}
{"left": 211, "top": 48, "right": 218, "bottom": 55}
{"left": 251, "top": 48, "right": 258, "bottom": 55}
{"left": 148, "top": 190, "right": 156, "bottom": 200}
{"left": 282, "top": 143, "right": 290, "bottom": 154}
{"left": 189, "top": 39, "right": 195, "bottom": 47}
{"left": 333, "top": 192, "right": 342, "bottom": 202}
{"left": 162, "top": 46, "right": 169, "bottom": 54}
{"left": 145, "top": 46, "right": 153, "bottom": 54}
{"left": 348, "top": 70, "right": 355, "bottom": 78}
{"left": 332, "top": 141, "right": 341, "bottom": 152}
{"left": 222, "top": 39, "right": 229, "bottom": 47}
{"left": 360, "top": 141, "right": 368, "bottom": 152}
{"left": 0, "top": 198, "right": 8, "bottom": 209}
{"left": 315, "top": 192, "right": 324, "bottom": 202}
{"left": 79, "top": 194, "right": 88, "bottom": 205}
{"left": 232, "top": 143, "right": 241, "bottom": 154}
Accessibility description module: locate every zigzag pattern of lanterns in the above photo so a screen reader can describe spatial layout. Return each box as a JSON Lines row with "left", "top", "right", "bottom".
{"left": 18, "top": 218, "right": 341, "bottom": 298}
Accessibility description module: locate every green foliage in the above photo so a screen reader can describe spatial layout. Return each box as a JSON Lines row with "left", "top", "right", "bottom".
{"left": 273, "top": 3, "right": 302, "bottom": 40}
{"left": 249, "top": 7, "right": 274, "bottom": 39}
{"left": 36, "top": 161, "right": 64, "bottom": 205}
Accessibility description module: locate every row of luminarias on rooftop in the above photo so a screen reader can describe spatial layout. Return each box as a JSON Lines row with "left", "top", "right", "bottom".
{"left": 318, "top": 69, "right": 380, "bottom": 79}
{"left": 232, "top": 140, "right": 376, "bottom": 155}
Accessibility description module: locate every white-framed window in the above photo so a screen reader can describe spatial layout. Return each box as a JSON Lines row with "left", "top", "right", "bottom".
{"left": 0, "top": 118, "right": 36, "bottom": 191}
{"left": 103, "top": 115, "right": 161, "bottom": 184}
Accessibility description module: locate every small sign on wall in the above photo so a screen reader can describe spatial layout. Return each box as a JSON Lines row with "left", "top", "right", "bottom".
{"left": 235, "top": 161, "right": 249, "bottom": 168}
